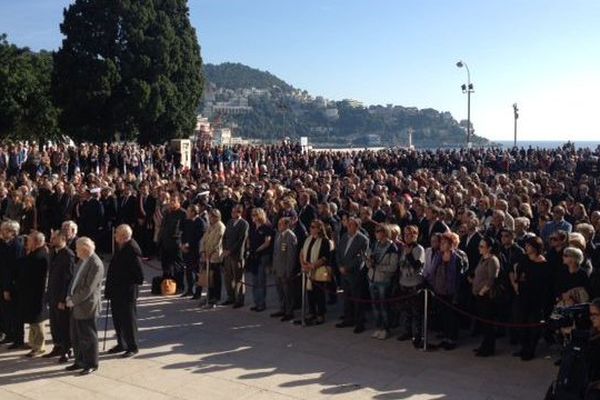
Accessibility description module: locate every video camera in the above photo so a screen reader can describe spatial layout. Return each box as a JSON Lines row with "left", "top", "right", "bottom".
{"left": 549, "top": 303, "right": 591, "bottom": 332}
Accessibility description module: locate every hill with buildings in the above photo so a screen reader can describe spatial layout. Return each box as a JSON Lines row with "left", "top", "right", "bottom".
{"left": 202, "top": 63, "right": 490, "bottom": 147}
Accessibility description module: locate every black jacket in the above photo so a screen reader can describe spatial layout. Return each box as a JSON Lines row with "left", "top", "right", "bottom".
{"left": 0, "top": 236, "right": 26, "bottom": 292}
{"left": 460, "top": 231, "right": 483, "bottom": 276}
{"left": 17, "top": 247, "right": 50, "bottom": 323}
{"left": 105, "top": 239, "right": 144, "bottom": 302}
{"left": 158, "top": 208, "right": 187, "bottom": 251}
{"left": 47, "top": 246, "right": 75, "bottom": 305}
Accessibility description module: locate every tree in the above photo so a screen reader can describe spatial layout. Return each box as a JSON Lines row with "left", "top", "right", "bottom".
{"left": 52, "top": 0, "right": 203, "bottom": 144}
{"left": 0, "top": 34, "right": 60, "bottom": 141}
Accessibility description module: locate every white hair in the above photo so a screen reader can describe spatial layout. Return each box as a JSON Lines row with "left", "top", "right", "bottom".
{"left": 116, "top": 224, "right": 133, "bottom": 240}
{"left": 1, "top": 220, "right": 20, "bottom": 236}
{"left": 76, "top": 237, "right": 96, "bottom": 254}
{"left": 29, "top": 231, "right": 45, "bottom": 246}
{"left": 62, "top": 220, "right": 78, "bottom": 236}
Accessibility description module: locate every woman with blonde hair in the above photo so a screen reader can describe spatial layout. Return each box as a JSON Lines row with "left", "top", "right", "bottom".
{"left": 300, "top": 219, "right": 332, "bottom": 325}
{"left": 199, "top": 209, "right": 226, "bottom": 307}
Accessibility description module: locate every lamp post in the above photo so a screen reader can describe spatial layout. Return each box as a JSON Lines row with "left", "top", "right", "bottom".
{"left": 456, "top": 60, "right": 474, "bottom": 148}
{"left": 513, "top": 103, "right": 519, "bottom": 147}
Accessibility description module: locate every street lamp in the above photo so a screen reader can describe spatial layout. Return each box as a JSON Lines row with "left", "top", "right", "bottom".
{"left": 513, "top": 103, "right": 519, "bottom": 147}
{"left": 456, "top": 60, "right": 474, "bottom": 148}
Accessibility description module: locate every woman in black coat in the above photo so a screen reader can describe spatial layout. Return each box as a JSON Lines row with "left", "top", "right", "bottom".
{"left": 16, "top": 233, "right": 50, "bottom": 356}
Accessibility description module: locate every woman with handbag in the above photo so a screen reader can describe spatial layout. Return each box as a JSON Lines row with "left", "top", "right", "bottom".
{"left": 199, "top": 209, "right": 225, "bottom": 308}
{"left": 366, "top": 224, "right": 399, "bottom": 340}
{"left": 426, "top": 232, "right": 465, "bottom": 350}
{"left": 472, "top": 236, "right": 501, "bottom": 357}
{"left": 300, "top": 220, "right": 332, "bottom": 326}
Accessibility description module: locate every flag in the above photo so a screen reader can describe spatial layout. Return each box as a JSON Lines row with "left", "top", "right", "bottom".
{"left": 219, "top": 160, "right": 225, "bottom": 181}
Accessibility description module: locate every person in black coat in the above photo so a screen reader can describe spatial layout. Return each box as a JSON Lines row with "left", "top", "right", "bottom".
{"left": 44, "top": 231, "right": 75, "bottom": 363}
{"left": 158, "top": 195, "right": 187, "bottom": 292}
{"left": 181, "top": 205, "right": 206, "bottom": 298}
{"left": 0, "top": 220, "right": 26, "bottom": 348}
{"left": 135, "top": 184, "right": 156, "bottom": 257}
{"left": 105, "top": 224, "right": 144, "bottom": 357}
{"left": 17, "top": 231, "right": 50, "bottom": 357}
{"left": 78, "top": 189, "right": 104, "bottom": 244}
{"left": 117, "top": 185, "right": 137, "bottom": 226}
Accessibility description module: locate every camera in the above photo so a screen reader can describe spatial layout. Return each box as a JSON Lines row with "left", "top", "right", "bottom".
{"left": 548, "top": 303, "right": 590, "bottom": 331}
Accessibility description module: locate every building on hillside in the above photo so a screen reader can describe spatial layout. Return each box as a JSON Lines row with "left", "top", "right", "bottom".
{"left": 195, "top": 116, "right": 212, "bottom": 144}
{"left": 343, "top": 99, "right": 363, "bottom": 108}
{"left": 214, "top": 128, "right": 232, "bottom": 146}
{"left": 324, "top": 108, "right": 339, "bottom": 120}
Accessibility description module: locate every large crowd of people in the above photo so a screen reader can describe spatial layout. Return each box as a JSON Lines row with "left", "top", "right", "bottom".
{"left": 1, "top": 139, "right": 600, "bottom": 375}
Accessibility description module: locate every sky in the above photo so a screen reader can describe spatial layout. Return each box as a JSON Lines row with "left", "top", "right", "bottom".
{"left": 1, "top": 0, "right": 600, "bottom": 141}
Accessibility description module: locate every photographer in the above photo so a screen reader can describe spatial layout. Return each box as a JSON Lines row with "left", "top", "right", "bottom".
{"left": 586, "top": 298, "right": 600, "bottom": 400}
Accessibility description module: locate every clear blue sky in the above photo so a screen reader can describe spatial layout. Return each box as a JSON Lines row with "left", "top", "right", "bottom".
{"left": 2, "top": 0, "right": 600, "bottom": 141}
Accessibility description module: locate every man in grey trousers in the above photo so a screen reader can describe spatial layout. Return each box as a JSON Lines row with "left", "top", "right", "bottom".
{"left": 221, "top": 204, "right": 249, "bottom": 308}
{"left": 270, "top": 218, "right": 298, "bottom": 321}
{"left": 65, "top": 237, "right": 104, "bottom": 376}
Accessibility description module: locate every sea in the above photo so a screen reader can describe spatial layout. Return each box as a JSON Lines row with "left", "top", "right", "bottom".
{"left": 496, "top": 140, "right": 600, "bottom": 150}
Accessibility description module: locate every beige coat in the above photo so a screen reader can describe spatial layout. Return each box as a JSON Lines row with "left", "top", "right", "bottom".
{"left": 201, "top": 221, "right": 226, "bottom": 263}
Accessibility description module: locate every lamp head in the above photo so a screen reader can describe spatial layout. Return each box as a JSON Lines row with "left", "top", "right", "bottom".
{"left": 456, "top": 61, "right": 464, "bottom": 68}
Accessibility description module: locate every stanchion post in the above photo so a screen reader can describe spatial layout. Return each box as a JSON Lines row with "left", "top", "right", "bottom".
{"left": 422, "top": 289, "right": 429, "bottom": 352}
{"left": 301, "top": 272, "right": 307, "bottom": 327}
{"left": 111, "top": 227, "right": 115, "bottom": 256}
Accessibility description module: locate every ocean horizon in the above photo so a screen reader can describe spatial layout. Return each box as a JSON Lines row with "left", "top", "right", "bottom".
{"left": 496, "top": 140, "right": 600, "bottom": 150}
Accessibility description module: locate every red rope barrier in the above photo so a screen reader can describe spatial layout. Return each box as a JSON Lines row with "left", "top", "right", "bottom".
{"left": 310, "top": 280, "right": 422, "bottom": 305}
{"left": 429, "top": 290, "right": 546, "bottom": 329}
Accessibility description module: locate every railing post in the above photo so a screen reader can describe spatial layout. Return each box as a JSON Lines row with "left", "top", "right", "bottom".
{"left": 422, "top": 289, "right": 429, "bottom": 352}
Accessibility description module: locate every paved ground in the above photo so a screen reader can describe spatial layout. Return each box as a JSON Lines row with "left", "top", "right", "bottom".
{"left": 0, "top": 262, "right": 558, "bottom": 400}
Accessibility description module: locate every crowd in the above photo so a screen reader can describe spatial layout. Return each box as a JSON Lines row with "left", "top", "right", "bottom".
{"left": 1, "top": 139, "right": 600, "bottom": 376}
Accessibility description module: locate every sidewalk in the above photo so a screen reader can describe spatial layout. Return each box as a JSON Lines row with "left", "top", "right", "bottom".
{"left": 0, "top": 261, "right": 558, "bottom": 400}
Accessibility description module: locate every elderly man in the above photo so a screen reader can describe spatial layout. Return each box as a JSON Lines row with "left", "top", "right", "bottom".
{"left": 44, "top": 231, "right": 75, "bottom": 363}
{"left": 335, "top": 217, "right": 369, "bottom": 334}
{"left": 222, "top": 204, "right": 249, "bottom": 308}
{"left": 65, "top": 237, "right": 104, "bottom": 375}
{"left": 0, "top": 220, "right": 26, "bottom": 348}
{"left": 18, "top": 231, "right": 50, "bottom": 357}
{"left": 105, "top": 224, "right": 144, "bottom": 357}
{"left": 61, "top": 220, "right": 79, "bottom": 254}
{"left": 541, "top": 205, "right": 573, "bottom": 243}
{"left": 270, "top": 218, "right": 298, "bottom": 321}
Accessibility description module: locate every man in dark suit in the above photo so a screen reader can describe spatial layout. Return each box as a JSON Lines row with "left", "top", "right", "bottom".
{"left": 271, "top": 218, "right": 298, "bottom": 321}
{"left": 44, "top": 231, "right": 75, "bottom": 363}
{"left": 117, "top": 185, "right": 137, "bottom": 226}
{"left": 222, "top": 204, "right": 249, "bottom": 308}
{"left": 181, "top": 205, "right": 206, "bottom": 298}
{"left": 18, "top": 231, "right": 50, "bottom": 357}
{"left": 335, "top": 217, "right": 369, "bottom": 333}
{"left": 460, "top": 217, "right": 483, "bottom": 274}
{"left": 105, "top": 224, "right": 144, "bottom": 358}
{"left": 298, "top": 192, "right": 317, "bottom": 229}
{"left": 100, "top": 187, "right": 118, "bottom": 254}
{"left": 79, "top": 189, "right": 104, "bottom": 245}
{"left": 52, "top": 182, "right": 72, "bottom": 230}
{"left": 158, "top": 195, "right": 187, "bottom": 292}
{"left": 65, "top": 237, "right": 104, "bottom": 375}
{"left": 135, "top": 183, "right": 156, "bottom": 257}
